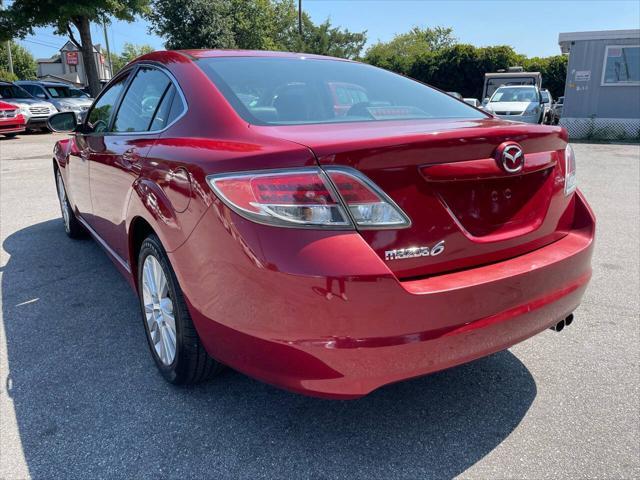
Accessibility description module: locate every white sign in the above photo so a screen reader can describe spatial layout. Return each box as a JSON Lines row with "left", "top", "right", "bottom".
{"left": 575, "top": 70, "right": 591, "bottom": 82}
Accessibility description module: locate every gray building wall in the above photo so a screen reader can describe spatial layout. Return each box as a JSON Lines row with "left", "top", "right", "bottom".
{"left": 563, "top": 37, "right": 640, "bottom": 119}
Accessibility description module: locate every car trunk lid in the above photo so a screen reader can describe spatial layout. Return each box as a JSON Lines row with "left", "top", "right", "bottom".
{"left": 253, "top": 118, "right": 574, "bottom": 278}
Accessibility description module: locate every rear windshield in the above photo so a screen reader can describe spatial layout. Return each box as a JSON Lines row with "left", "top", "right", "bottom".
{"left": 197, "top": 57, "right": 487, "bottom": 125}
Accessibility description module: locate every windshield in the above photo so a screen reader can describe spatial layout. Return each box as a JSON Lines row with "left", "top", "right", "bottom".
{"left": 45, "top": 86, "right": 88, "bottom": 98}
{"left": 0, "top": 84, "right": 33, "bottom": 99}
{"left": 485, "top": 77, "right": 536, "bottom": 97}
{"left": 197, "top": 57, "right": 487, "bottom": 125}
{"left": 490, "top": 87, "right": 539, "bottom": 103}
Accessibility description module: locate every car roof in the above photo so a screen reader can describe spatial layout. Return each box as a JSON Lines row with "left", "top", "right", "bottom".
{"left": 496, "top": 85, "right": 537, "bottom": 89}
{"left": 137, "top": 49, "right": 350, "bottom": 64}
{"left": 17, "top": 80, "right": 69, "bottom": 86}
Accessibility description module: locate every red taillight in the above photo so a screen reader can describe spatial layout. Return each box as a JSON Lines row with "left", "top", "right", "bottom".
{"left": 207, "top": 169, "right": 350, "bottom": 227}
{"left": 326, "top": 169, "right": 410, "bottom": 228}
{"left": 207, "top": 168, "right": 411, "bottom": 229}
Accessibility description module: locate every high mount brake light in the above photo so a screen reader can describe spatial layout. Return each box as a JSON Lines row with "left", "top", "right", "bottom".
{"left": 564, "top": 144, "right": 577, "bottom": 196}
{"left": 207, "top": 168, "right": 411, "bottom": 229}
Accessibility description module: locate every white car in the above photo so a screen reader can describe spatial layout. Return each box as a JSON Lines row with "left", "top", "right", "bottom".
{"left": 484, "top": 85, "right": 547, "bottom": 124}
{"left": 0, "top": 81, "right": 57, "bottom": 130}
{"left": 16, "top": 81, "right": 93, "bottom": 121}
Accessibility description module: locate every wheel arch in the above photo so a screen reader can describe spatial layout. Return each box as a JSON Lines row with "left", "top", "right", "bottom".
{"left": 128, "top": 215, "right": 158, "bottom": 290}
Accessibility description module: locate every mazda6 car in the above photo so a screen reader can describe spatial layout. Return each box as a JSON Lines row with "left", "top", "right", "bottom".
{"left": 47, "top": 50, "right": 594, "bottom": 399}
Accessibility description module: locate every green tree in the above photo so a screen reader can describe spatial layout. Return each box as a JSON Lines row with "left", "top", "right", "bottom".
{"left": 147, "top": 0, "right": 366, "bottom": 59}
{"left": 0, "top": 68, "right": 17, "bottom": 81}
{"left": 0, "top": 0, "right": 150, "bottom": 96}
{"left": 111, "top": 42, "right": 154, "bottom": 74}
{"left": 523, "top": 55, "right": 567, "bottom": 98}
{"left": 147, "top": 0, "right": 235, "bottom": 50}
{"left": 0, "top": 41, "right": 37, "bottom": 79}
{"left": 365, "top": 26, "right": 456, "bottom": 74}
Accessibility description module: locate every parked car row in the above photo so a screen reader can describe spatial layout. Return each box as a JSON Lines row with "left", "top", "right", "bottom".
{"left": 0, "top": 80, "right": 93, "bottom": 136}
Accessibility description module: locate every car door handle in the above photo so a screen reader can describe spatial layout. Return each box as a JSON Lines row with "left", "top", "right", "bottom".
{"left": 121, "top": 148, "right": 141, "bottom": 170}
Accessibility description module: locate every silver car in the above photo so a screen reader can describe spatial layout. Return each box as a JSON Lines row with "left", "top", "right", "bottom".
{"left": 484, "top": 85, "right": 547, "bottom": 124}
{"left": 0, "top": 81, "right": 57, "bottom": 130}
{"left": 17, "top": 81, "right": 93, "bottom": 121}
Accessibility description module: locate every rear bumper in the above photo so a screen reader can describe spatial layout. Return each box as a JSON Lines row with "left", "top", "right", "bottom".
{"left": 171, "top": 191, "right": 595, "bottom": 399}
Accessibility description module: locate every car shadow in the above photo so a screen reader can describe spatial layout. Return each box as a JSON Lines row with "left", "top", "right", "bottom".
{"left": 2, "top": 219, "right": 537, "bottom": 479}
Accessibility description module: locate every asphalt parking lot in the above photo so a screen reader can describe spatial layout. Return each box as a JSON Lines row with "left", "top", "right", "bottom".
{"left": 0, "top": 133, "right": 638, "bottom": 479}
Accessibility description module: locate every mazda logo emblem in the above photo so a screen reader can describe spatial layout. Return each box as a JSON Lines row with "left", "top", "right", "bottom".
{"left": 496, "top": 142, "right": 525, "bottom": 173}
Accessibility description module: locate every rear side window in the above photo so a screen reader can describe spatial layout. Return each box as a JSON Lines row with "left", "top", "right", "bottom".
{"left": 149, "top": 85, "right": 175, "bottom": 131}
{"left": 86, "top": 73, "right": 130, "bottom": 133}
{"left": 197, "top": 57, "right": 486, "bottom": 125}
{"left": 113, "top": 67, "right": 171, "bottom": 133}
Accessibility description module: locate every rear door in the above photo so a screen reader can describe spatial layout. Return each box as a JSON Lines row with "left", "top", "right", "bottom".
{"left": 88, "top": 66, "right": 175, "bottom": 261}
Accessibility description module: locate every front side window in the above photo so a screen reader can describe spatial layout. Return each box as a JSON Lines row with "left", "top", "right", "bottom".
{"left": 113, "top": 67, "right": 171, "bottom": 132}
{"left": 86, "top": 73, "right": 130, "bottom": 133}
{"left": 602, "top": 45, "right": 640, "bottom": 85}
{"left": 197, "top": 57, "right": 486, "bottom": 125}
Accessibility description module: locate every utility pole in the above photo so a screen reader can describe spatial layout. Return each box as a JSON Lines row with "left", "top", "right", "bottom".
{"left": 6, "top": 40, "right": 13, "bottom": 75}
{"left": 102, "top": 17, "right": 113, "bottom": 78}
{"left": 298, "top": 0, "right": 302, "bottom": 36}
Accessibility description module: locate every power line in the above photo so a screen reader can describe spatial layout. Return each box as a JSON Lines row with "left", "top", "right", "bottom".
{"left": 21, "top": 38, "right": 60, "bottom": 49}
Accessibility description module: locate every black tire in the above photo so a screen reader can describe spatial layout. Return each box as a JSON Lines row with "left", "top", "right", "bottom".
{"left": 137, "top": 234, "right": 224, "bottom": 384}
{"left": 3, "top": 133, "right": 18, "bottom": 138}
{"left": 55, "top": 169, "right": 85, "bottom": 238}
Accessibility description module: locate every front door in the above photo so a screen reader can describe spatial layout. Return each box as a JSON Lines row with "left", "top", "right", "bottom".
{"left": 72, "top": 72, "right": 131, "bottom": 222}
{"left": 88, "top": 66, "right": 174, "bottom": 262}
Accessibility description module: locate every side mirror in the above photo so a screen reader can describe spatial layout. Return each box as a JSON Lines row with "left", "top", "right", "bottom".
{"left": 482, "top": 97, "right": 490, "bottom": 105}
{"left": 47, "top": 111, "right": 78, "bottom": 133}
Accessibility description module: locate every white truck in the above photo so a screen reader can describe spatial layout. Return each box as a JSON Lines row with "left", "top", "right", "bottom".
{"left": 482, "top": 67, "right": 542, "bottom": 105}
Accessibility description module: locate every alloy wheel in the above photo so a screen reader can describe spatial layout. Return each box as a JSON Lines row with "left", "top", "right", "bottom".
{"left": 56, "top": 171, "right": 70, "bottom": 233}
{"left": 142, "top": 255, "right": 177, "bottom": 365}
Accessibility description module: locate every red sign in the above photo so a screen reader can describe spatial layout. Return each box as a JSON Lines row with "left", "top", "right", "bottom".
{"left": 66, "top": 51, "right": 79, "bottom": 65}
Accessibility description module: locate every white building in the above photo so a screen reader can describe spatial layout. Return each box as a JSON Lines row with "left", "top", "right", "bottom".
{"left": 37, "top": 41, "right": 111, "bottom": 88}
{"left": 558, "top": 29, "right": 640, "bottom": 140}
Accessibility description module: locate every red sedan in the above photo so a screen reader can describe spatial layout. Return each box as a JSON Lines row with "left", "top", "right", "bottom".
{"left": 0, "top": 100, "right": 26, "bottom": 138}
{"left": 47, "top": 50, "right": 594, "bottom": 399}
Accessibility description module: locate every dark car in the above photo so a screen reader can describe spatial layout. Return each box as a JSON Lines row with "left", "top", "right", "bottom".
{"left": 47, "top": 50, "right": 594, "bottom": 399}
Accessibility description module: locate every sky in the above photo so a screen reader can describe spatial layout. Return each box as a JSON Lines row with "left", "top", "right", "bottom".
{"left": 16, "top": 0, "right": 640, "bottom": 60}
